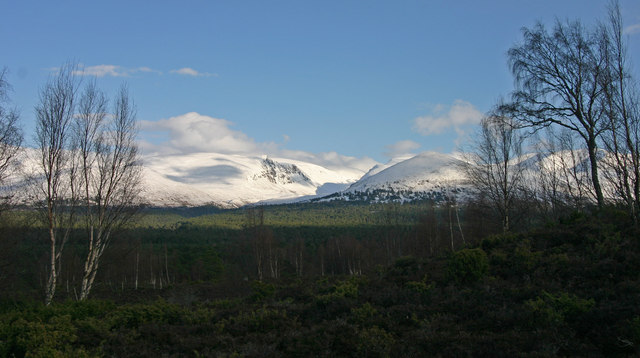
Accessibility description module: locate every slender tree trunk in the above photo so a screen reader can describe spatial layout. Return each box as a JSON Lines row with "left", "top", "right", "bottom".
{"left": 449, "top": 204, "right": 454, "bottom": 250}
{"left": 45, "top": 226, "right": 56, "bottom": 305}
{"left": 455, "top": 206, "right": 465, "bottom": 245}
{"left": 135, "top": 251, "right": 139, "bottom": 290}
{"left": 587, "top": 137, "right": 605, "bottom": 208}
{"left": 79, "top": 227, "right": 95, "bottom": 300}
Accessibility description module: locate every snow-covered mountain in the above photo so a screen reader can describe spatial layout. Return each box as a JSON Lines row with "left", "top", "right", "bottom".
{"left": 11, "top": 146, "right": 617, "bottom": 208}
{"left": 140, "top": 149, "right": 612, "bottom": 207}
{"left": 10, "top": 150, "right": 474, "bottom": 207}
{"left": 316, "top": 152, "right": 471, "bottom": 203}
{"left": 140, "top": 152, "right": 365, "bottom": 207}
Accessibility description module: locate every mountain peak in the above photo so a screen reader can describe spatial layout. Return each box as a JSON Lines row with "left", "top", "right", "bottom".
{"left": 252, "top": 158, "right": 312, "bottom": 185}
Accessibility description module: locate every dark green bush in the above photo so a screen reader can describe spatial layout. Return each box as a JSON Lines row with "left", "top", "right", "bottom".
{"left": 249, "top": 280, "right": 276, "bottom": 302}
{"left": 525, "top": 291, "right": 595, "bottom": 328}
{"left": 0, "top": 314, "right": 94, "bottom": 358}
{"left": 356, "top": 325, "right": 395, "bottom": 358}
{"left": 447, "top": 248, "right": 489, "bottom": 284}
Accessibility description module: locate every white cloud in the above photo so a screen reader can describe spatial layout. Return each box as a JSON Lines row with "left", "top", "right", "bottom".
{"left": 139, "top": 112, "right": 377, "bottom": 173}
{"left": 58, "top": 64, "right": 216, "bottom": 78}
{"left": 72, "top": 64, "right": 160, "bottom": 77}
{"left": 384, "top": 140, "right": 421, "bottom": 159}
{"left": 624, "top": 23, "right": 640, "bottom": 35}
{"left": 140, "top": 112, "right": 272, "bottom": 155}
{"left": 169, "top": 67, "right": 217, "bottom": 77}
{"left": 75, "top": 65, "right": 126, "bottom": 77}
{"left": 412, "top": 100, "right": 483, "bottom": 136}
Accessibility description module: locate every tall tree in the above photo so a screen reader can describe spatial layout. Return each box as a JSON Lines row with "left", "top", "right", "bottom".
{"left": 599, "top": 1, "right": 640, "bottom": 220}
{"left": 0, "top": 68, "right": 23, "bottom": 211}
{"left": 506, "top": 18, "right": 609, "bottom": 207}
{"left": 463, "top": 107, "right": 525, "bottom": 233}
{"left": 34, "top": 63, "right": 80, "bottom": 305}
{"left": 78, "top": 84, "right": 142, "bottom": 300}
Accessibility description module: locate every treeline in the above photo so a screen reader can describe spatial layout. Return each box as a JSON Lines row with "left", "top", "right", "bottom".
{"left": 0, "top": 200, "right": 486, "bottom": 300}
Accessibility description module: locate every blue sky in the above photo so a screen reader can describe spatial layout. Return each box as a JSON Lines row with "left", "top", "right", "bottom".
{"left": 2, "top": 0, "right": 639, "bottom": 167}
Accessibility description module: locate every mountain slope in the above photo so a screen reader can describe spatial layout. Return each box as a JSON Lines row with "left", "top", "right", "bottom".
{"left": 316, "top": 152, "right": 471, "bottom": 203}
{"left": 141, "top": 153, "right": 366, "bottom": 207}
{"left": 21, "top": 148, "right": 603, "bottom": 208}
{"left": 347, "top": 151, "right": 465, "bottom": 192}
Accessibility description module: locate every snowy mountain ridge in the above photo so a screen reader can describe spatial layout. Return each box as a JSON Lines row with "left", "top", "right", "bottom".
{"left": 136, "top": 151, "right": 477, "bottom": 207}
{"left": 139, "top": 152, "right": 365, "bottom": 208}
{"left": 10, "top": 146, "right": 617, "bottom": 208}
{"left": 10, "top": 149, "right": 475, "bottom": 208}
{"left": 314, "top": 151, "right": 472, "bottom": 204}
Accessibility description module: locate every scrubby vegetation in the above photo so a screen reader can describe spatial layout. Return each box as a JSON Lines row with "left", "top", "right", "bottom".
{"left": 1, "top": 205, "right": 640, "bottom": 357}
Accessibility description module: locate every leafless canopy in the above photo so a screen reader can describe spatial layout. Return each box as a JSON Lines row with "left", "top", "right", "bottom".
{"left": 34, "top": 63, "right": 80, "bottom": 305}
{"left": 33, "top": 63, "right": 142, "bottom": 303}
{"left": 78, "top": 84, "right": 142, "bottom": 300}
{"left": 598, "top": 1, "right": 640, "bottom": 220}
{"left": 0, "top": 68, "right": 23, "bottom": 207}
{"left": 463, "top": 106, "right": 525, "bottom": 233}
{"left": 505, "top": 18, "right": 609, "bottom": 207}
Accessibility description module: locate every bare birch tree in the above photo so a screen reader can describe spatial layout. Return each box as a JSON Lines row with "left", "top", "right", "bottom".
{"left": 505, "top": 18, "right": 609, "bottom": 208}
{"left": 599, "top": 1, "right": 640, "bottom": 221}
{"left": 463, "top": 108, "right": 525, "bottom": 233}
{"left": 533, "top": 126, "right": 595, "bottom": 218}
{"left": 533, "top": 129, "right": 566, "bottom": 219}
{"left": 34, "top": 63, "right": 80, "bottom": 305}
{"left": 78, "top": 84, "right": 142, "bottom": 300}
{"left": 0, "top": 68, "right": 23, "bottom": 211}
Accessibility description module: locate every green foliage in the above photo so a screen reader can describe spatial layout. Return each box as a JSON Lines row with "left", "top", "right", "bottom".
{"left": 5, "top": 201, "right": 640, "bottom": 356}
{"left": 317, "top": 278, "right": 359, "bottom": 304}
{"left": 172, "top": 245, "right": 224, "bottom": 282}
{"left": 249, "top": 281, "right": 275, "bottom": 302}
{"left": 446, "top": 248, "right": 489, "bottom": 284}
{"left": 389, "top": 256, "right": 421, "bottom": 279}
{"left": 356, "top": 326, "right": 395, "bottom": 358}
{"left": 225, "top": 307, "right": 292, "bottom": 334}
{"left": 105, "top": 299, "right": 186, "bottom": 329}
{"left": 513, "top": 239, "right": 540, "bottom": 273}
{"left": 525, "top": 291, "right": 595, "bottom": 328}
{"left": 405, "top": 275, "right": 433, "bottom": 294}
{"left": 351, "top": 302, "right": 378, "bottom": 325}
{"left": 0, "top": 313, "right": 95, "bottom": 357}
{"left": 480, "top": 232, "right": 519, "bottom": 251}
{"left": 134, "top": 201, "right": 429, "bottom": 229}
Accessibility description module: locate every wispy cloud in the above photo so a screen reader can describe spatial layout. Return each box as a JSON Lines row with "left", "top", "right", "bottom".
{"left": 384, "top": 140, "right": 421, "bottom": 159}
{"left": 624, "top": 23, "right": 640, "bottom": 35}
{"left": 55, "top": 64, "right": 218, "bottom": 78}
{"left": 71, "top": 64, "right": 160, "bottom": 77}
{"left": 412, "top": 100, "right": 483, "bottom": 136}
{"left": 169, "top": 67, "right": 217, "bottom": 77}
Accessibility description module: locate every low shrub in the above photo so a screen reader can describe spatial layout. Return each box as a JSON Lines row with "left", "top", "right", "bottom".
{"left": 447, "top": 248, "right": 489, "bottom": 284}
